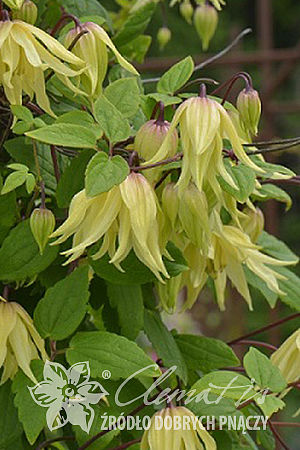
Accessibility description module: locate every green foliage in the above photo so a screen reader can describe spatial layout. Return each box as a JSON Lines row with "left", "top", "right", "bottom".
{"left": 157, "top": 56, "right": 195, "bottom": 95}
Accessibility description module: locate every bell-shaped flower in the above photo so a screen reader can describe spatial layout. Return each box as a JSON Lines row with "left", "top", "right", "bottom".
{"left": 51, "top": 173, "right": 169, "bottom": 282}
{"left": 0, "top": 299, "right": 47, "bottom": 384}
{"left": 0, "top": 19, "right": 85, "bottom": 116}
{"left": 271, "top": 328, "right": 300, "bottom": 384}
{"left": 64, "top": 22, "right": 138, "bottom": 100}
{"left": 141, "top": 406, "right": 216, "bottom": 450}
{"left": 144, "top": 91, "right": 263, "bottom": 194}
{"left": 208, "top": 210, "right": 294, "bottom": 310}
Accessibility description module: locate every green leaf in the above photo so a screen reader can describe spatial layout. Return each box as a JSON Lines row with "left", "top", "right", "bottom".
{"left": 56, "top": 110, "right": 103, "bottom": 139}
{"left": 188, "top": 392, "right": 241, "bottom": 420}
{"left": 25, "top": 173, "right": 36, "bottom": 194}
{"left": 0, "top": 220, "right": 58, "bottom": 282}
{"left": 275, "top": 267, "right": 300, "bottom": 311}
{"left": 56, "top": 149, "right": 94, "bottom": 208}
{"left": 107, "top": 283, "right": 144, "bottom": 340}
{"left": 85, "top": 152, "right": 129, "bottom": 197}
{"left": 120, "top": 34, "right": 152, "bottom": 64}
{"left": 66, "top": 331, "right": 161, "bottom": 380}
{"left": 105, "top": 78, "right": 140, "bottom": 118}
{"left": 249, "top": 155, "right": 295, "bottom": 179}
{"left": 90, "top": 242, "right": 188, "bottom": 285}
{"left": 144, "top": 309, "right": 188, "bottom": 383}
{"left": 34, "top": 266, "right": 90, "bottom": 340}
{"left": 218, "top": 162, "right": 256, "bottom": 202}
{"left": 113, "top": 2, "right": 157, "bottom": 47}
{"left": 257, "top": 231, "right": 298, "bottom": 263}
{"left": 93, "top": 96, "right": 131, "bottom": 144}
{"left": 191, "top": 371, "right": 256, "bottom": 401}
{"left": 145, "top": 93, "right": 182, "bottom": 106}
{"left": 10, "top": 105, "right": 33, "bottom": 123}
{"left": 4, "top": 137, "right": 67, "bottom": 194}
{"left": 7, "top": 163, "right": 29, "bottom": 172}
{"left": 244, "top": 266, "right": 278, "bottom": 308}
{"left": 175, "top": 334, "right": 240, "bottom": 373}
{"left": 62, "top": 0, "right": 112, "bottom": 30}
{"left": 26, "top": 124, "right": 97, "bottom": 149}
{"left": 0, "top": 191, "right": 17, "bottom": 244}
{"left": 1, "top": 171, "right": 27, "bottom": 195}
{"left": 256, "top": 427, "right": 276, "bottom": 450}
{"left": 255, "top": 395, "right": 285, "bottom": 418}
{"left": 157, "top": 56, "right": 195, "bottom": 95}
{"left": 252, "top": 184, "right": 292, "bottom": 210}
{"left": 0, "top": 382, "right": 22, "bottom": 448}
{"left": 243, "top": 348, "right": 287, "bottom": 392}
{"left": 12, "top": 361, "right": 46, "bottom": 445}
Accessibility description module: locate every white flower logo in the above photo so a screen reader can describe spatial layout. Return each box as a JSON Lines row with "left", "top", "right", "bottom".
{"left": 29, "top": 360, "right": 108, "bottom": 432}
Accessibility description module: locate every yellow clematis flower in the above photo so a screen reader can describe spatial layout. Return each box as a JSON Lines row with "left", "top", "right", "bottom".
{"left": 144, "top": 90, "right": 263, "bottom": 195}
{"left": 141, "top": 407, "right": 216, "bottom": 450}
{"left": 0, "top": 19, "right": 85, "bottom": 116}
{"left": 208, "top": 210, "right": 293, "bottom": 310}
{"left": 0, "top": 298, "right": 47, "bottom": 384}
{"left": 51, "top": 173, "right": 169, "bottom": 282}
{"left": 64, "top": 21, "right": 138, "bottom": 100}
{"left": 3, "top": 0, "right": 24, "bottom": 9}
{"left": 271, "top": 328, "right": 300, "bottom": 384}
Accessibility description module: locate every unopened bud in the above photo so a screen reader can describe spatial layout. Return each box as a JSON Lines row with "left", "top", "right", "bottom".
{"left": 30, "top": 208, "right": 56, "bottom": 255}
{"left": 161, "top": 182, "right": 179, "bottom": 227}
{"left": 157, "top": 27, "right": 171, "bottom": 50}
{"left": 157, "top": 274, "right": 182, "bottom": 313}
{"left": 237, "top": 87, "right": 262, "bottom": 135}
{"left": 241, "top": 207, "right": 264, "bottom": 243}
{"left": 134, "top": 119, "right": 178, "bottom": 162}
{"left": 194, "top": 4, "right": 218, "bottom": 51}
{"left": 180, "top": 1, "right": 194, "bottom": 24}
{"left": 12, "top": 0, "right": 38, "bottom": 24}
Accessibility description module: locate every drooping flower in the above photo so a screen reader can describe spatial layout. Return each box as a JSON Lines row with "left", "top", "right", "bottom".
{"left": 64, "top": 22, "right": 138, "bottom": 100}
{"left": 271, "top": 328, "right": 300, "bottom": 384}
{"left": 51, "top": 173, "right": 169, "bottom": 282}
{"left": 157, "top": 27, "right": 172, "bottom": 50}
{"left": 0, "top": 299, "right": 47, "bottom": 384}
{"left": 141, "top": 406, "right": 216, "bottom": 450}
{"left": 240, "top": 207, "right": 264, "bottom": 243}
{"left": 208, "top": 210, "right": 293, "bottom": 310}
{"left": 12, "top": 0, "right": 38, "bottom": 24}
{"left": 144, "top": 89, "right": 263, "bottom": 195}
{"left": 0, "top": 20, "right": 85, "bottom": 116}
{"left": 180, "top": 1, "right": 194, "bottom": 24}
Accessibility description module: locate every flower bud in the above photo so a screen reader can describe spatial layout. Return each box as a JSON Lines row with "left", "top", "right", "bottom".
{"left": 141, "top": 406, "right": 216, "bottom": 450}
{"left": 240, "top": 207, "right": 264, "bottom": 243}
{"left": 30, "top": 207, "right": 56, "bottom": 255}
{"left": 134, "top": 119, "right": 178, "bottom": 162}
{"left": 196, "top": 0, "right": 225, "bottom": 10}
{"left": 237, "top": 87, "right": 262, "bottom": 135}
{"left": 157, "top": 274, "right": 182, "bottom": 313}
{"left": 194, "top": 4, "right": 218, "bottom": 51}
{"left": 157, "top": 27, "right": 171, "bottom": 50}
{"left": 180, "top": 1, "right": 194, "bottom": 24}
{"left": 161, "top": 182, "right": 179, "bottom": 228}
{"left": 12, "top": 0, "right": 38, "bottom": 24}
{"left": 271, "top": 328, "right": 300, "bottom": 384}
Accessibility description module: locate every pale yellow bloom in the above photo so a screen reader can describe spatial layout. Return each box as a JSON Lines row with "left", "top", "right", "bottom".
{"left": 0, "top": 299, "right": 47, "bottom": 384}
{"left": 3, "top": 0, "right": 24, "bottom": 9}
{"left": 0, "top": 20, "right": 85, "bottom": 116}
{"left": 240, "top": 207, "right": 264, "bottom": 243}
{"left": 208, "top": 211, "right": 293, "bottom": 310}
{"left": 271, "top": 329, "right": 300, "bottom": 384}
{"left": 141, "top": 407, "right": 216, "bottom": 450}
{"left": 64, "top": 22, "right": 138, "bottom": 100}
{"left": 51, "top": 173, "right": 169, "bottom": 282}
{"left": 145, "top": 94, "right": 263, "bottom": 196}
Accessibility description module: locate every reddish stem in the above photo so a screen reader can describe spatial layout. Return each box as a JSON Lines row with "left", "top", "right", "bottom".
{"left": 50, "top": 145, "right": 60, "bottom": 183}
{"left": 268, "top": 421, "right": 290, "bottom": 450}
{"left": 228, "top": 313, "right": 300, "bottom": 345}
{"left": 230, "top": 339, "right": 278, "bottom": 352}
